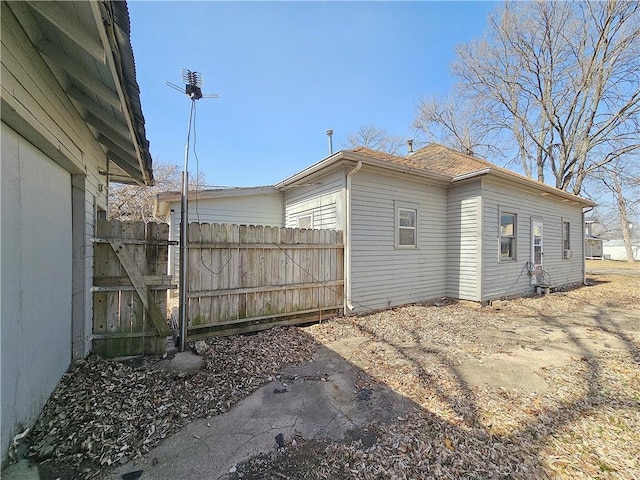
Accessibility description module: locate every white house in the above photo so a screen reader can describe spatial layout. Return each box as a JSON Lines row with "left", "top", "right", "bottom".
{"left": 160, "top": 144, "right": 594, "bottom": 314}
{"left": 278, "top": 145, "right": 594, "bottom": 309}
{"left": 1, "top": 0, "right": 153, "bottom": 462}
{"left": 154, "top": 186, "right": 284, "bottom": 294}
{"left": 603, "top": 239, "right": 640, "bottom": 261}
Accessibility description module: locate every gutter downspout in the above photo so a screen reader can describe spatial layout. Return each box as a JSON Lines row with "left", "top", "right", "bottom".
{"left": 582, "top": 206, "right": 593, "bottom": 285}
{"left": 345, "top": 160, "right": 363, "bottom": 313}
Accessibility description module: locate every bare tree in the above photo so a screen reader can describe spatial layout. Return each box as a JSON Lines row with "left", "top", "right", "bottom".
{"left": 413, "top": 93, "right": 503, "bottom": 159}
{"left": 453, "top": 0, "right": 640, "bottom": 195}
{"left": 108, "top": 161, "right": 207, "bottom": 222}
{"left": 346, "top": 124, "right": 406, "bottom": 155}
{"left": 591, "top": 157, "right": 640, "bottom": 262}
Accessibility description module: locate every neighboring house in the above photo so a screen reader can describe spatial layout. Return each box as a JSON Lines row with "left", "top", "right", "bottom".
{"left": 603, "top": 239, "right": 640, "bottom": 261}
{"left": 154, "top": 186, "right": 284, "bottom": 290}
{"left": 584, "top": 217, "right": 605, "bottom": 259}
{"left": 1, "top": 1, "right": 153, "bottom": 462}
{"left": 165, "top": 144, "right": 594, "bottom": 314}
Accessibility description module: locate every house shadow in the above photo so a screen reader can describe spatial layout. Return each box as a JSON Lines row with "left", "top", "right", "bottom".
{"left": 26, "top": 299, "right": 639, "bottom": 480}
{"left": 226, "top": 302, "right": 639, "bottom": 479}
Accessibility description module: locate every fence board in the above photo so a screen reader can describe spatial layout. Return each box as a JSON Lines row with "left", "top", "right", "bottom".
{"left": 187, "top": 223, "right": 344, "bottom": 338}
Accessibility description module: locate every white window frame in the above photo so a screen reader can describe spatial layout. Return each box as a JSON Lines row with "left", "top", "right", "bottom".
{"left": 297, "top": 213, "right": 313, "bottom": 229}
{"left": 394, "top": 201, "right": 418, "bottom": 249}
{"left": 499, "top": 210, "right": 517, "bottom": 261}
{"left": 562, "top": 219, "right": 571, "bottom": 259}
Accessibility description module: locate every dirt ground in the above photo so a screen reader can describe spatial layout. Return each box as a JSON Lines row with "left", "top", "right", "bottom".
{"left": 230, "top": 272, "right": 640, "bottom": 479}
{"left": 15, "top": 271, "right": 640, "bottom": 480}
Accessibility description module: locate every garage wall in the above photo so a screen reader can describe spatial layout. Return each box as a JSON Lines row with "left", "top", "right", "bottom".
{"left": 1, "top": 124, "right": 73, "bottom": 458}
{"left": 2, "top": 0, "right": 109, "bottom": 361}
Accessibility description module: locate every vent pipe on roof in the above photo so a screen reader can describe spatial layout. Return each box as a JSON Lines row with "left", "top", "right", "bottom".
{"left": 407, "top": 139, "right": 414, "bottom": 154}
{"left": 326, "top": 129, "right": 334, "bottom": 155}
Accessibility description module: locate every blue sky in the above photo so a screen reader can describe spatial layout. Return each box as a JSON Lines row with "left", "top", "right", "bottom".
{"left": 128, "top": 1, "right": 500, "bottom": 187}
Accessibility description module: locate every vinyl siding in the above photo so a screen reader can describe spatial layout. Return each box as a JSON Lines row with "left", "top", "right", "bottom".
{"left": 284, "top": 169, "right": 346, "bottom": 230}
{"left": 447, "top": 182, "right": 482, "bottom": 301}
{"left": 480, "top": 178, "right": 585, "bottom": 301}
{"left": 349, "top": 170, "right": 448, "bottom": 311}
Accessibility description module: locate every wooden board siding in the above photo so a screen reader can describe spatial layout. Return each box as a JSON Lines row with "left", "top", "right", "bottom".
{"left": 2, "top": 4, "right": 110, "bottom": 359}
{"left": 447, "top": 182, "right": 482, "bottom": 301}
{"left": 349, "top": 170, "right": 448, "bottom": 311}
{"left": 1, "top": 5, "right": 109, "bottom": 199}
{"left": 480, "top": 178, "right": 585, "bottom": 301}
{"left": 284, "top": 169, "right": 346, "bottom": 230}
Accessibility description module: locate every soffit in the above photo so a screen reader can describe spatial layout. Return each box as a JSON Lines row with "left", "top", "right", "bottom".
{"left": 6, "top": 1, "right": 153, "bottom": 185}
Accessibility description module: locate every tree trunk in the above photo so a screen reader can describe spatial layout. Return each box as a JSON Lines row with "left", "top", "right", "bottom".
{"left": 612, "top": 172, "right": 635, "bottom": 263}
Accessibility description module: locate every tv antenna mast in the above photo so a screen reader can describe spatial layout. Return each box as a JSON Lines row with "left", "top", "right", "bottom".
{"left": 166, "top": 69, "right": 219, "bottom": 352}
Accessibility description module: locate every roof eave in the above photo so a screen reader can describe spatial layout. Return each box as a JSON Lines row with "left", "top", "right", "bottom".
{"left": 276, "top": 152, "right": 346, "bottom": 190}
{"left": 93, "top": 1, "right": 153, "bottom": 185}
{"left": 452, "top": 168, "right": 595, "bottom": 207}
{"left": 276, "top": 150, "right": 452, "bottom": 190}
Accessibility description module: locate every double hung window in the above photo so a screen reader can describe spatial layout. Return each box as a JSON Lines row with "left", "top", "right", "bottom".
{"left": 500, "top": 212, "right": 517, "bottom": 260}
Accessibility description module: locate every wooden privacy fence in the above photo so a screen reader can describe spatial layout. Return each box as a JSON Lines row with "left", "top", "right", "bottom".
{"left": 92, "top": 219, "right": 175, "bottom": 357}
{"left": 187, "top": 223, "right": 344, "bottom": 338}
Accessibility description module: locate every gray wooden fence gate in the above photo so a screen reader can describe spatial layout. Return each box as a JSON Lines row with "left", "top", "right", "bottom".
{"left": 92, "top": 219, "right": 174, "bottom": 357}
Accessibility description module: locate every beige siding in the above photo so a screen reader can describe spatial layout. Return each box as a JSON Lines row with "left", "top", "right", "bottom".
{"left": 349, "top": 170, "right": 448, "bottom": 311}
{"left": 284, "top": 169, "right": 346, "bottom": 230}
{"left": 447, "top": 182, "right": 482, "bottom": 301}
{"left": 480, "top": 178, "right": 585, "bottom": 301}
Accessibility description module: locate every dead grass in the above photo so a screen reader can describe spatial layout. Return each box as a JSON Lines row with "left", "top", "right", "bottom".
{"left": 586, "top": 259, "right": 639, "bottom": 270}
{"left": 293, "top": 274, "right": 640, "bottom": 479}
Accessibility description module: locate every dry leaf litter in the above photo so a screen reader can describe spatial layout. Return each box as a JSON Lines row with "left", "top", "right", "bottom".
{"left": 22, "top": 273, "right": 640, "bottom": 479}
{"left": 25, "top": 327, "right": 316, "bottom": 479}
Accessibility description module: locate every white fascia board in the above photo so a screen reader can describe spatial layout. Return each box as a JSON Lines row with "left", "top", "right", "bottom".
{"left": 452, "top": 168, "right": 595, "bottom": 207}
{"left": 156, "top": 185, "right": 279, "bottom": 205}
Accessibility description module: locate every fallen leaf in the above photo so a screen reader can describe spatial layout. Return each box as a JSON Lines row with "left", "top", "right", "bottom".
{"left": 444, "top": 438, "right": 455, "bottom": 451}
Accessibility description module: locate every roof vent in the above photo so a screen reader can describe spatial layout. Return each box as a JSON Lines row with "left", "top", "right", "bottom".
{"left": 407, "top": 139, "right": 414, "bottom": 154}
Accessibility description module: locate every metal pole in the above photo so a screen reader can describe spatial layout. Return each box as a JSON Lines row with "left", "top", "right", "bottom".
{"left": 178, "top": 100, "right": 195, "bottom": 352}
{"left": 326, "top": 129, "right": 333, "bottom": 155}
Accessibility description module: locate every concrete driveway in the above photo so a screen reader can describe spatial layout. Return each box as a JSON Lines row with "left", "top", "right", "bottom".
{"left": 107, "top": 345, "right": 414, "bottom": 480}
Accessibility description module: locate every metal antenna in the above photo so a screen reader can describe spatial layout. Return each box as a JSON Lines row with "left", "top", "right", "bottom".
{"left": 166, "top": 68, "right": 219, "bottom": 353}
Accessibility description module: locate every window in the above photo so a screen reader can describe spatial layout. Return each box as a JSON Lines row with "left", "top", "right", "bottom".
{"left": 500, "top": 212, "right": 517, "bottom": 260}
{"left": 563, "top": 220, "right": 571, "bottom": 258}
{"left": 396, "top": 204, "right": 418, "bottom": 248}
{"left": 96, "top": 205, "right": 107, "bottom": 220}
{"left": 297, "top": 214, "right": 313, "bottom": 229}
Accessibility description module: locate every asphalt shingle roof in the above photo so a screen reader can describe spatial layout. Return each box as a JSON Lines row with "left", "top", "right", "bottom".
{"left": 347, "top": 144, "right": 493, "bottom": 178}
